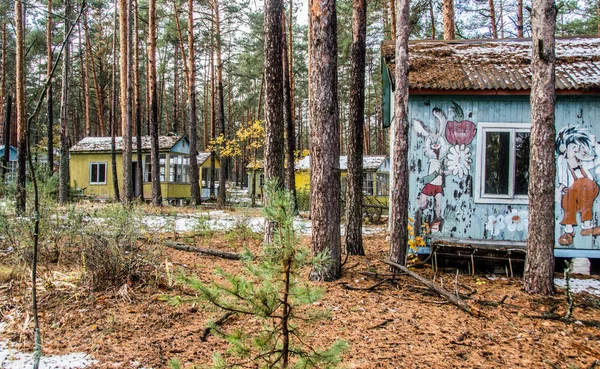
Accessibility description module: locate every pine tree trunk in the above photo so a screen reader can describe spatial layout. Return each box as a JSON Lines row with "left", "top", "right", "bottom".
{"left": 282, "top": 12, "right": 297, "bottom": 211}
{"left": 442, "top": 0, "right": 455, "bottom": 40}
{"left": 517, "top": 0, "right": 524, "bottom": 37}
{"left": 489, "top": 0, "right": 498, "bottom": 38}
{"left": 389, "top": 0, "right": 396, "bottom": 40}
{"left": 174, "top": 45, "right": 179, "bottom": 134}
{"left": 215, "top": 0, "right": 227, "bottom": 207}
{"left": 345, "top": 0, "right": 367, "bottom": 256}
{"left": 120, "top": 0, "right": 134, "bottom": 204}
{"left": 210, "top": 37, "right": 216, "bottom": 198}
{"left": 430, "top": 0, "right": 436, "bottom": 39}
{"left": 263, "top": 0, "right": 285, "bottom": 243}
{"left": 189, "top": 0, "right": 201, "bottom": 205}
{"left": 46, "top": 7, "right": 54, "bottom": 173}
{"left": 58, "top": 0, "right": 71, "bottom": 205}
{"left": 308, "top": 0, "right": 341, "bottom": 281}
{"left": 111, "top": 0, "right": 120, "bottom": 201}
{"left": 79, "top": 24, "right": 91, "bottom": 137}
{"left": 149, "top": 0, "right": 162, "bottom": 206}
{"left": 2, "top": 94, "right": 11, "bottom": 186}
{"left": 84, "top": 10, "right": 106, "bottom": 137}
{"left": 134, "top": 0, "right": 143, "bottom": 200}
{"left": 389, "top": 0, "right": 410, "bottom": 270}
{"left": 523, "top": 0, "right": 557, "bottom": 296}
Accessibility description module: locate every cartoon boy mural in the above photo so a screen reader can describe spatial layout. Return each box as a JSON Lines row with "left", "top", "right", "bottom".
{"left": 556, "top": 126, "right": 600, "bottom": 245}
{"left": 414, "top": 102, "right": 476, "bottom": 233}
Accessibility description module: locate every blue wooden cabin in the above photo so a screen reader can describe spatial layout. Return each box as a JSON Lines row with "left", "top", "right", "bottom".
{"left": 0, "top": 145, "right": 18, "bottom": 180}
{"left": 382, "top": 37, "right": 600, "bottom": 264}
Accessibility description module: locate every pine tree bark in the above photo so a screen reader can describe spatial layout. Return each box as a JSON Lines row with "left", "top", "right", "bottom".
{"left": 120, "top": 0, "right": 134, "bottom": 204}
{"left": 345, "top": 0, "right": 367, "bottom": 256}
{"left": 134, "top": 0, "right": 143, "bottom": 200}
{"left": 189, "top": 0, "right": 201, "bottom": 205}
{"left": 215, "top": 0, "right": 227, "bottom": 207}
{"left": 209, "top": 36, "right": 216, "bottom": 198}
{"left": 2, "top": 94, "right": 11, "bottom": 185}
{"left": 389, "top": 0, "right": 396, "bottom": 40}
{"left": 429, "top": 0, "right": 436, "bottom": 39}
{"left": 442, "top": 0, "right": 456, "bottom": 40}
{"left": 111, "top": 0, "right": 120, "bottom": 201}
{"left": 282, "top": 12, "right": 297, "bottom": 211}
{"left": 79, "top": 25, "right": 91, "bottom": 137}
{"left": 173, "top": 45, "right": 179, "bottom": 134}
{"left": 389, "top": 0, "right": 410, "bottom": 270}
{"left": 523, "top": 0, "right": 557, "bottom": 296}
{"left": 58, "top": 0, "right": 71, "bottom": 205}
{"left": 517, "top": 0, "right": 524, "bottom": 37}
{"left": 263, "top": 0, "right": 285, "bottom": 243}
{"left": 308, "top": 0, "right": 341, "bottom": 281}
{"left": 46, "top": 5, "right": 54, "bottom": 173}
{"left": 149, "top": 0, "right": 162, "bottom": 206}
{"left": 489, "top": 0, "right": 498, "bottom": 38}
{"left": 15, "top": 0, "right": 26, "bottom": 212}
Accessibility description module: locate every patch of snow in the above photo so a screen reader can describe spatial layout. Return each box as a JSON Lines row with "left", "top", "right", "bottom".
{"left": 0, "top": 323, "right": 96, "bottom": 369}
{"left": 554, "top": 278, "right": 600, "bottom": 297}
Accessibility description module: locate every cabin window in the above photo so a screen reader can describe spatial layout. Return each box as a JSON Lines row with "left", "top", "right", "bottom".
{"left": 169, "top": 155, "right": 189, "bottom": 183}
{"left": 376, "top": 173, "right": 389, "bottom": 196}
{"left": 363, "top": 173, "right": 374, "bottom": 196}
{"left": 144, "top": 154, "right": 167, "bottom": 182}
{"left": 89, "top": 162, "right": 107, "bottom": 184}
{"left": 475, "top": 123, "right": 530, "bottom": 204}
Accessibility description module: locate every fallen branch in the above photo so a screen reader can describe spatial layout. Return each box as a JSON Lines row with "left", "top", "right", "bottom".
{"left": 344, "top": 278, "right": 390, "bottom": 291}
{"left": 201, "top": 312, "right": 234, "bottom": 342}
{"left": 163, "top": 241, "right": 242, "bottom": 260}
{"left": 368, "top": 318, "right": 393, "bottom": 330}
{"left": 381, "top": 260, "right": 475, "bottom": 316}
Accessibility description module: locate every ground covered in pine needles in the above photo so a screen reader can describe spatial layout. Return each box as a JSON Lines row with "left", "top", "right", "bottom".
{"left": 3, "top": 230, "right": 600, "bottom": 368}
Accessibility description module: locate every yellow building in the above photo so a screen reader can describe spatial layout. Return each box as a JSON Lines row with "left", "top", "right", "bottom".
{"left": 69, "top": 135, "right": 220, "bottom": 201}
{"left": 294, "top": 155, "right": 390, "bottom": 203}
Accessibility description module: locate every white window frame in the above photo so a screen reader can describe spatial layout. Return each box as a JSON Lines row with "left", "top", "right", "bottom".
{"left": 363, "top": 172, "right": 374, "bottom": 196}
{"left": 89, "top": 162, "right": 107, "bottom": 185}
{"left": 475, "top": 122, "right": 530, "bottom": 205}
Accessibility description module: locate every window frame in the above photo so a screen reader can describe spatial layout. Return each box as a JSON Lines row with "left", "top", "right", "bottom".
{"left": 376, "top": 172, "right": 390, "bottom": 196}
{"left": 474, "top": 122, "right": 530, "bottom": 205}
{"left": 89, "top": 162, "right": 107, "bottom": 185}
{"left": 363, "top": 172, "right": 374, "bottom": 196}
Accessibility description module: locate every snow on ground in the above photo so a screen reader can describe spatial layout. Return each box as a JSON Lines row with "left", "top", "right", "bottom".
{"left": 0, "top": 323, "right": 96, "bottom": 369}
{"left": 141, "top": 210, "right": 386, "bottom": 236}
{"left": 554, "top": 278, "right": 600, "bottom": 297}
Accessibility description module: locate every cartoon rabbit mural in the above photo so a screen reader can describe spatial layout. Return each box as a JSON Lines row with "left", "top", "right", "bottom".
{"left": 413, "top": 102, "right": 476, "bottom": 233}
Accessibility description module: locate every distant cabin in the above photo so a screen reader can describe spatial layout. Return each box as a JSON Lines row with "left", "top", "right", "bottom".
{"left": 294, "top": 155, "right": 390, "bottom": 202}
{"left": 69, "top": 136, "right": 220, "bottom": 201}
{"left": 382, "top": 37, "right": 600, "bottom": 260}
{"left": 0, "top": 145, "right": 17, "bottom": 180}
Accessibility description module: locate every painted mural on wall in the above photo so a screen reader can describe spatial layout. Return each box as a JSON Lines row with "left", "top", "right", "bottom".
{"left": 555, "top": 126, "right": 600, "bottom": 246}
{"left": 413, "top": 102, "right": 476, "bottom": 232}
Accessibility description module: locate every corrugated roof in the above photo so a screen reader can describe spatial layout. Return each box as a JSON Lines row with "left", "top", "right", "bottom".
{"left": 381, "top": 37, "right": 600, "bottom": 92}
{"left": 295, "top": 155, "right": 388, "bottom": 171}
{"left": 70, "top": 136, "right": 184, "bottom": 152}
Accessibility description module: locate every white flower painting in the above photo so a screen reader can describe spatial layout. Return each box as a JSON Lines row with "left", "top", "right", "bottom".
{"left": 505, "top": 209, "right": 529, "bottom": 233}
{"left": 446, "top": 144, "right": 472, "bottom": 179}
{"left": 485, "top": 215, "right": 505, "bottom": 236}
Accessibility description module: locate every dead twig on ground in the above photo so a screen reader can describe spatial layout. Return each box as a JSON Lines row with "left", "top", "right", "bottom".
{"left": 201, "top": 312, "right": 234, "bottom": 341}
{"left": 381, "top": 260, "right": 476, "bottom": 316}
{"left": 163, "top": 241, "right": 243, "bottom": 260}
{"left": 343, "top": 278, "right": 391, "bottom": 291}
{"left": 368, "top": 318, "right": 393, "bottom": 330}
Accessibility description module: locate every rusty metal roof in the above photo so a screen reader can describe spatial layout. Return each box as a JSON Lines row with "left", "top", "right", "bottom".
{"left": 381, "top": 37, "right": 600, "bottom": 92}
{"left": 70, "top": 136, "right": 185, "bottom": 152}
